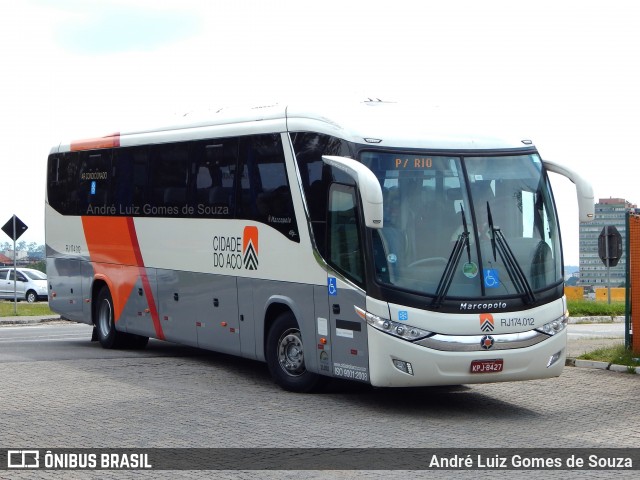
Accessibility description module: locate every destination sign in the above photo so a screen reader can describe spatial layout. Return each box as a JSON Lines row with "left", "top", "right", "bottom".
{"left": 394, "top": 157, "right": 433, "bottom": 169}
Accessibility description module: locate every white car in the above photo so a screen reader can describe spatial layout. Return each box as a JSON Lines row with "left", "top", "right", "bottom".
{"left": 0, "top": 268, "right": 48, "bottom": 303}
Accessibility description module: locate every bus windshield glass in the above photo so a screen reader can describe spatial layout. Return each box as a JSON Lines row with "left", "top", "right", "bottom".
{"left": 361, "top": 152, "right": 562, "bottom": 300}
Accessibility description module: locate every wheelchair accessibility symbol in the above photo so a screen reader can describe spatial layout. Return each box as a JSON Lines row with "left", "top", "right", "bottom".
{"left": 484, "top": 269, "right": 500, "bottom": 288}
{"left": 328, "top": 277, "right": 338, "bottom": 296}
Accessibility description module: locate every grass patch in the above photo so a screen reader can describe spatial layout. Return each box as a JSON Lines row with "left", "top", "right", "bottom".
{"left": 0, "top": 301, "right": 55, "bottom": 317}
{"left": 566, "top": 299, "right": 625, "bottom": 317}
{"left": 578, "top": 344, "right": 640, "bottom": 369}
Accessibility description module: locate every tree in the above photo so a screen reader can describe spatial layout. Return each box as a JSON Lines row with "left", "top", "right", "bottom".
{"left": 31, "top": 260, "right": 46, "bottom": 273}
{"left": 565, "top": 276, "right": 579, "bottom": 286}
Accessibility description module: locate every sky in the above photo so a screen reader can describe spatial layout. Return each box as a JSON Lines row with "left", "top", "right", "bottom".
{"left": 1, "top": 0, "right": 638, "bottom": 264}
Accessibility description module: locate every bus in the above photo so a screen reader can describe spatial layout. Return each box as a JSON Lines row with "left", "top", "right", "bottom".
{"left": 45, "top": 101, "right": 594, "bottom": 392}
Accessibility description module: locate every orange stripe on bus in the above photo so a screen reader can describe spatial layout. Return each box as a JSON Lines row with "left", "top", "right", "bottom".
{"left": 71, "top": 133, "right": 120, "bottom": 151}
{"left": 81, "top": 217, "right": 164, "bottom": 340}
{"left": 82, "top": 216, "right": 139, "bottom": 321}
{"left": 125, "top": 217, "right": 164, "bottom": 340}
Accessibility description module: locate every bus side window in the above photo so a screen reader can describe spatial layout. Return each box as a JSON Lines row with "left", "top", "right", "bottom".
{"left": 47, "top": 152, "right": 80, "bottom": 215}
{"left": 112, "top": 146, "right": 150, "bottom": 214}
{"left": 150, "top": 145, "right": 190, "bottom": 212}
{"left": 194, "top": 139, "right": 238, "bottom": 217}
{"left": 76, "top": 150, "right": 112, "bottom": 213}
{"left": 238, "top": 134, "right": 299, "bottom": 241}
{"left": 290, "top": 132, "right": 353, "bottom": 255}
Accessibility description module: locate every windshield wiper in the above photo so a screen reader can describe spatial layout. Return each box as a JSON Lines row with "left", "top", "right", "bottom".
{"left": 432, "top": 208, "right": 470, "bottom": 308}
{"left": 487, "top": 202, "right": 536, "bottom": 304}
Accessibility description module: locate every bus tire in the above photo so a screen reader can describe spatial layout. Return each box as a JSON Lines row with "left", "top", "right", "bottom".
{"left": 95, "top": 287, "right": 126, "bottom": 349}
{"left": 266, "top": 312, "right": 324, "bottom": 393}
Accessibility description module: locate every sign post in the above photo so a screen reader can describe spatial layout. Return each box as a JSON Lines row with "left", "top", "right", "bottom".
{"left": 1, "top": 215, "right": 29, "bottom": 314}
{"left": 598, "top": 225, "right": 623, "bottom": 304}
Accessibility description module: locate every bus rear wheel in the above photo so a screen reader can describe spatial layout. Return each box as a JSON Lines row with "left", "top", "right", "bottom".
{"left": 95, "top": 287, "right": 148, "bottom": 349}
{"left": 96, "top": 287, "right": 123, "bottom": 348}
{"left": 266, "top": 312, "right": 324, "bottom": 393}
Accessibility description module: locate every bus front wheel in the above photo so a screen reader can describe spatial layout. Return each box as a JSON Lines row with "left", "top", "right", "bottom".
{"left": 266, "top": 312, "right": 324, "bottom": 393}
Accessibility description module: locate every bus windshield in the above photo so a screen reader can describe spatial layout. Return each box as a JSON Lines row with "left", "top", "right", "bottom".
{"left": 361, "top": 152, "right": 562, "bottom": 301}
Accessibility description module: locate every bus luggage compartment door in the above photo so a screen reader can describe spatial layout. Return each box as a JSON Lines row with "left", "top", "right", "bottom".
{"left": 47, "top": 257, "right": 84, "bottom": 322}
{"left": 192, "top": 272, "right": 240, "bottom": 355}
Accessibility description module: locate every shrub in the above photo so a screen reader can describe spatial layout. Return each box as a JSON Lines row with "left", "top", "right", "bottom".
{"left": 567, "top": 299, "right": 625, "bottom": 317}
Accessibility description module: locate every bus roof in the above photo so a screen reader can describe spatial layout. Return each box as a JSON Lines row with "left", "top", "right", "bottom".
{"left": 56, "top": 101, "right": 535, "bottom": 154}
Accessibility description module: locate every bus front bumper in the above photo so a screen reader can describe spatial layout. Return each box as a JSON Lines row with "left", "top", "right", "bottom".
{"left": 367, "top": 326, "right": 566, "bottom": 387}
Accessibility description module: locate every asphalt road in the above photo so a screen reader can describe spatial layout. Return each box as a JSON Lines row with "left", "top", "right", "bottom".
{"left": 566, "top": 322, "right": 627, "bottom": 358}
{"left": 0, "top": 322, "right": 637, "bottom": 479}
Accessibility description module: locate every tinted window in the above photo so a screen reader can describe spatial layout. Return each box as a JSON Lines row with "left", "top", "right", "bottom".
{"left": 47, "top": 135, "right": 299, "bottom": 242}
{"left": 291, "top": 132, "right": 352, "bottom": 221}
{"left": 113, "top": 146, "right": 150, "bottom": 215}
{"left": 148, "top": 144, "right": 190, "bottom": 215}
{"left": 237, "top": 134, "right": 299, "bottom": 241}
{"left": 290, "top": 132, "right": 353, "bottom": 256}
{"left": 192, "top": 139, "right": 238, "bottom": 218}
{"left": 328, "top": 184, "right": 364, "bottom": 285}
{"left": 79, "top": 151, "right": 113, "bottom": 215}
{"left": 47, "top": 153, "right": 80, "bottom": 215}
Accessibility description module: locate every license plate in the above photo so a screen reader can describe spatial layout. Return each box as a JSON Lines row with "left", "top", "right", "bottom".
{"left": 470, "top": 359, "right": 504, "bottom": 373}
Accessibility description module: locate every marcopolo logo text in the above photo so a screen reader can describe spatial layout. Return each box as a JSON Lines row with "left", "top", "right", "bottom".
{"left": 460, "top": 302, "right": 507, "bottom": 311}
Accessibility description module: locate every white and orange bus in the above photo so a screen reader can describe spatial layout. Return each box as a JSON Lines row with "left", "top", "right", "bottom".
{"left": 45, "top": 101, "right": 594, "bottom": 391}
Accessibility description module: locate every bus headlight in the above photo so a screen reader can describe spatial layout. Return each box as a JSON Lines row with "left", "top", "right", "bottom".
{"left": 535, "top": 311, "right": 569, "bottom": 336}
{"left": 355, "top": 307, "right": 431, "bottom": 342}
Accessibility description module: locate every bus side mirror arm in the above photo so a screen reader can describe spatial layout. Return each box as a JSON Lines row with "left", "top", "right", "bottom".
{"left": 322, "top": 156, "right": 384, "bottom": 229}
{"left": 542, "top": 159, "right": 595, "bottom": 223}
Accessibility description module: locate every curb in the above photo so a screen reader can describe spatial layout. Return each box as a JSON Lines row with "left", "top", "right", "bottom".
{"left": 0, "top": 315, "right": 62, "bottom": 325}
{"left": 566, "top": 357, "right": 637, "bottom": 374}
{"left": 567, "top": 316, "right": 625, "bottom": 324}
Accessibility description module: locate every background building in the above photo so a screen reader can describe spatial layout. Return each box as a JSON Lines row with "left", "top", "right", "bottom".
{"left": 579, "top": 198, "right": 639, "bottom": 287}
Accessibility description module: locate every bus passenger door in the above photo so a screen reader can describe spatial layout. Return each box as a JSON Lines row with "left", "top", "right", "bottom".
{"left": 327, "top": 277, "right": 369, "bottom": 383}
{"left": 326, "top": 183, "right": 370, "bottom": 384}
